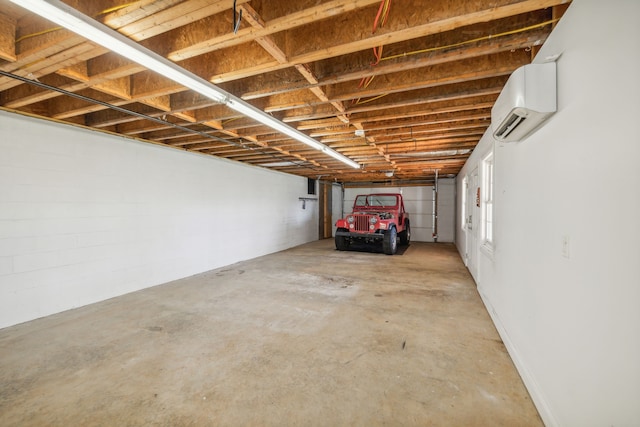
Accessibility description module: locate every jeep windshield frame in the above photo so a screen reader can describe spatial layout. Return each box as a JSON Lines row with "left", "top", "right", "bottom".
{"left": 354, "top": 194, "right": 399, "bottom": 209}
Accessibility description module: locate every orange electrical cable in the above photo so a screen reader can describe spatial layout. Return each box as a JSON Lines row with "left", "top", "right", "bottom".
{"left": 352, "top": 0, "right": 392, "bottom": 104}
{"left": 371, "top": 0, "right": 390, "bottom": 65}
{"left": 353, "top": 4, "right": 557, "bottom": 109}
{"left": 372, "top": 0, "right": 391, "bottom": 33}
{"left": 372, "top": 45, "right": 384, "bottom": 66}
{"left": 358, "top": 75, "right": 375, "bottom": 90}
{"left": 372, "top": 0, "right": 385, "bottom": 33}
{"left": 381, "top": 0, "right": 391, "bottom": 27}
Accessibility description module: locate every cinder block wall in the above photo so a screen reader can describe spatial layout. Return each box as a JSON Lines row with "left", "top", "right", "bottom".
{"left": 0, "top": 111, "right": 318, "bottom": 328}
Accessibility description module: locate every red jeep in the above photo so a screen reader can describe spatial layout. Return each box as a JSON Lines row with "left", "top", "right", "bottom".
{"left": 335, "top": 193, "right": 410, "bottom": 255}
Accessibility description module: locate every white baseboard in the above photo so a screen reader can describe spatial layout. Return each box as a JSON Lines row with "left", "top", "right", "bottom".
{"left": 477, "top": 287, "right": 560, "bottom": 427}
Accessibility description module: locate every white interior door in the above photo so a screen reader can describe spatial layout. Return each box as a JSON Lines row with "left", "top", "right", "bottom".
{"left": 465, "top": 168, "right": 479, "bottom": 281}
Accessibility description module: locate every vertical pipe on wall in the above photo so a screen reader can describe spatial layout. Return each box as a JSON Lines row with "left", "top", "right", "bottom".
{"left": 433, "top": 169, "right": 439, "bottom": 242}
{"left": 341, "top": 184, "right": 345, "bottom": 219}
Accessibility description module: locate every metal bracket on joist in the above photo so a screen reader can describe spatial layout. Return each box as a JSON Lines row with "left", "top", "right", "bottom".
{"left": 233, "top": 0, "right": 243, "bottom": 33}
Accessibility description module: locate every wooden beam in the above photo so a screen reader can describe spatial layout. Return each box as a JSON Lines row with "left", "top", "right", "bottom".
{"left": 166, "top": 0, "right": 383, "bottom": 61}
{"left": 101, "top": 0, "right": 184, "bottom": 28}
{"left": 49, "top": 88, "right": 131, "bottom": 119}
{"left": 228, "top": 11, "right": 354, "bottom": 125}
{"left": 321, "top": 122, "right": 489, "bottom": 144}
{"left": 346, "top": 104, "right": 494, "bottom": 126}
{"left": 0, "top": 13, "right": 17, "bottom": 62}
{"left": 199, "top": 0, "right": 569, "bottom": 84}
{"left": 282, "top": 93, "right": 495, "bottom": 123}
{"left": 241, "top": 27, "right": 550, "bottom": 100}
{"left": 0, "top": 42, "right": 106, "bottom": 92}
{"left": 1, "top": 1, "right": 231, "bottom": 104}
{"left": 112, "top": 0, "right": 248, "bottom": 42}
{"left": 265, "top": 77, "right": 504, "bottom": 117}
{"left": 330, "top": 51, "right": 529, "bottom": 103}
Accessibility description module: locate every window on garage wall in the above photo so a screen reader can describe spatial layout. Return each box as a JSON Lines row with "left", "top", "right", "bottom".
{"left": 307, "top": 177, "right": 316, "bottom": 195}
{"left": 481, "top": 151, "right": 494, "bottom": 251}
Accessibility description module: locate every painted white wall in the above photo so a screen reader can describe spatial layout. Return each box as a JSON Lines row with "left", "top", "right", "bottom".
{"left": 455, "top": 2, "right": 640, "bottom": 426}
{"left": 0, "top": 111, "right": 318, "bottom": 329}
{"left": 341, "top": 182, "right": 455, "bottom": 242}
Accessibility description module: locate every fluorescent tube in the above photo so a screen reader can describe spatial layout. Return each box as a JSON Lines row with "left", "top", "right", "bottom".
{"left": 226, "top": 97, "right": 326, "bottom": 151}
{"left": 227, "top": 97, "right": 361, "bottom": 169}
{"left": 322, "top": 146, "right": 362, "bottom": 168}
{"left": 10, "top": 0, "right": 228, "bottom": 104}
{"left": 9, "top": 0, "right": 361, "bottom": 169}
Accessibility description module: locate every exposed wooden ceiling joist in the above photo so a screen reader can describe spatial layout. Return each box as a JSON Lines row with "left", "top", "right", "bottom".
{"left": 0, "top": 0, "right": 571, "bottom": 183}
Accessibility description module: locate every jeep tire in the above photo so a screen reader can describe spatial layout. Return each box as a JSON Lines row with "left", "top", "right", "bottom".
{"left": 335, "top": 229, "right": 350, "bottom": 251}
{"left": 399, "top": 221, "right": 411, "bottom": 246}
{"left": 383, "top": 226, "right": 398, "bottom": 255}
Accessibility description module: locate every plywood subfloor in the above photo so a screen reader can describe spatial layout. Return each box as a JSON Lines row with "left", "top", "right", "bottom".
{"left": 0, "top": 240, "right": 541, "bottom": 426}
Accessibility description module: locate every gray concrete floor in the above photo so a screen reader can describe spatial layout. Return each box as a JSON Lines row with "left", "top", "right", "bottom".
{"left": 0, "top": 240, "right": 541, "bottom": 426}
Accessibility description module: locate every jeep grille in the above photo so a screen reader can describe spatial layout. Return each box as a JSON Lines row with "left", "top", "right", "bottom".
{"left": 354, "top": 215, "right": 373, "bottom": 232}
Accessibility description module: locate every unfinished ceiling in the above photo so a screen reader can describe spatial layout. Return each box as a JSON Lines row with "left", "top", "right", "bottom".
{"left": 0, "top": 0, "right": 570, "bottom": 184}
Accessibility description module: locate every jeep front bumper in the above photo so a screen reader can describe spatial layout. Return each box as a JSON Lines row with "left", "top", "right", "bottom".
{"left": 335, "top": 230, "right": 385, "bottom": 240}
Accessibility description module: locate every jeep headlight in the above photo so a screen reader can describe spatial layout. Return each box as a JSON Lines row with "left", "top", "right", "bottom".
{"left": 347, "top": 216, "right": 355, "bottom": 223}
{"left": 369, "top": 216, "right": 378, "bottom": 224}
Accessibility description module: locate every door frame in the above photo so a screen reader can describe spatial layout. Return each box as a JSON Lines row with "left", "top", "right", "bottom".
{"left": 318, "top": 181, "right": 333, "bottom": 239}
{"left": 465, "top": 168, "right": 479, "bottom": 281}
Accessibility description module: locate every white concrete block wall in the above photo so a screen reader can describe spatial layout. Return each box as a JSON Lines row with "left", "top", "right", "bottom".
{"left": 455, "top": 2, "right": 640, "bottom": 425}
{"left": 340, "top": 182, "right": 455, "bottom": 242}
{"left": 0, "top": 111, "right": 318, "bottom": 328}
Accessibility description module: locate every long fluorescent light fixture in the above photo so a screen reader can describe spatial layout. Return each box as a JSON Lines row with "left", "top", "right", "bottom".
{"left": 10, "top": 0, "right": 361, "bottom": 170}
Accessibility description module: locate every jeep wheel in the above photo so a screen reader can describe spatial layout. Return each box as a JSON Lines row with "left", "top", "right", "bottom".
{"left": 400, "top": 221, "right": 411, "bottom": 246}
{"left": 335, "top": 229, "right": 350, "bottom": 251}
{"left": 382, "top": 226, "right": 397, "bottom": 255}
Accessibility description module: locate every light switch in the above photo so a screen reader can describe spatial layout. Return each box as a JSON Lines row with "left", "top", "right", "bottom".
{"left": 562, "top": 235, "right": 570, "bottom": 258}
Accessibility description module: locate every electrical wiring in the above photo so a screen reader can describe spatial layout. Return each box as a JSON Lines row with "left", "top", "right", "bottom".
{"left": 0, "top": 70, "right": 239, "bottom": 146}
{"left": 8, "top": 1, "right": 359, "bottom": 169}
{"left": 372, "top": 0, "right": 391, "bottom": 34}
{"left": 352, "top": 0, "right": 391, "bottom": 105}
{"left": 353, "top": 92, "right": 389, "bottom": 105}
{"left": 95, "top": 2, "right": 139, "bottom": 16}
{"left": 354, "top": 75, "right": 387, "bottom": 105}
{"left": 222, "top": 117, "right": 241, "bottom": 126}
{"left": 350, "top": 18, "right": 559, "bottom": 107}
{"left": 380, "top": 18, "right": 560, "bottom": 63}
{"left": 0, "top": 69, "right": 318, "bottom": 171}
{"left": 16, "top": 2, "right": 140, "bottom": 43}
{"left": 370, "top": 0, "right": 390, "bottom": 66}
{"left": 16, "top": 27, "right": 63, "bottom": 43}
{"left": 372, "top": 45, "right": 384, "bottom": 66}
{"left": 358, "top": 75, "right": 375, "bottom": 89}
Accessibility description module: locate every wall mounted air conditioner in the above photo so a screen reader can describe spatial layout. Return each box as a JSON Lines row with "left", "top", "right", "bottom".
{"left": 491, "top": 62, "right": 557, "bottom": 142}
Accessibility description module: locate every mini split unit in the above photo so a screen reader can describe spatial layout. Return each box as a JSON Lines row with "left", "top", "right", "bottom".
{"left": 491, "top": 62, "right": 557, "bottom": 142}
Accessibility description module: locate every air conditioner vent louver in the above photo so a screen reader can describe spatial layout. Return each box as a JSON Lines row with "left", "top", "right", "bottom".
{"left": 491, "top": 63, "right": 557, "bottom": 142}
{"left": 494, "top": 112, "right": 527, "bottom": 139}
